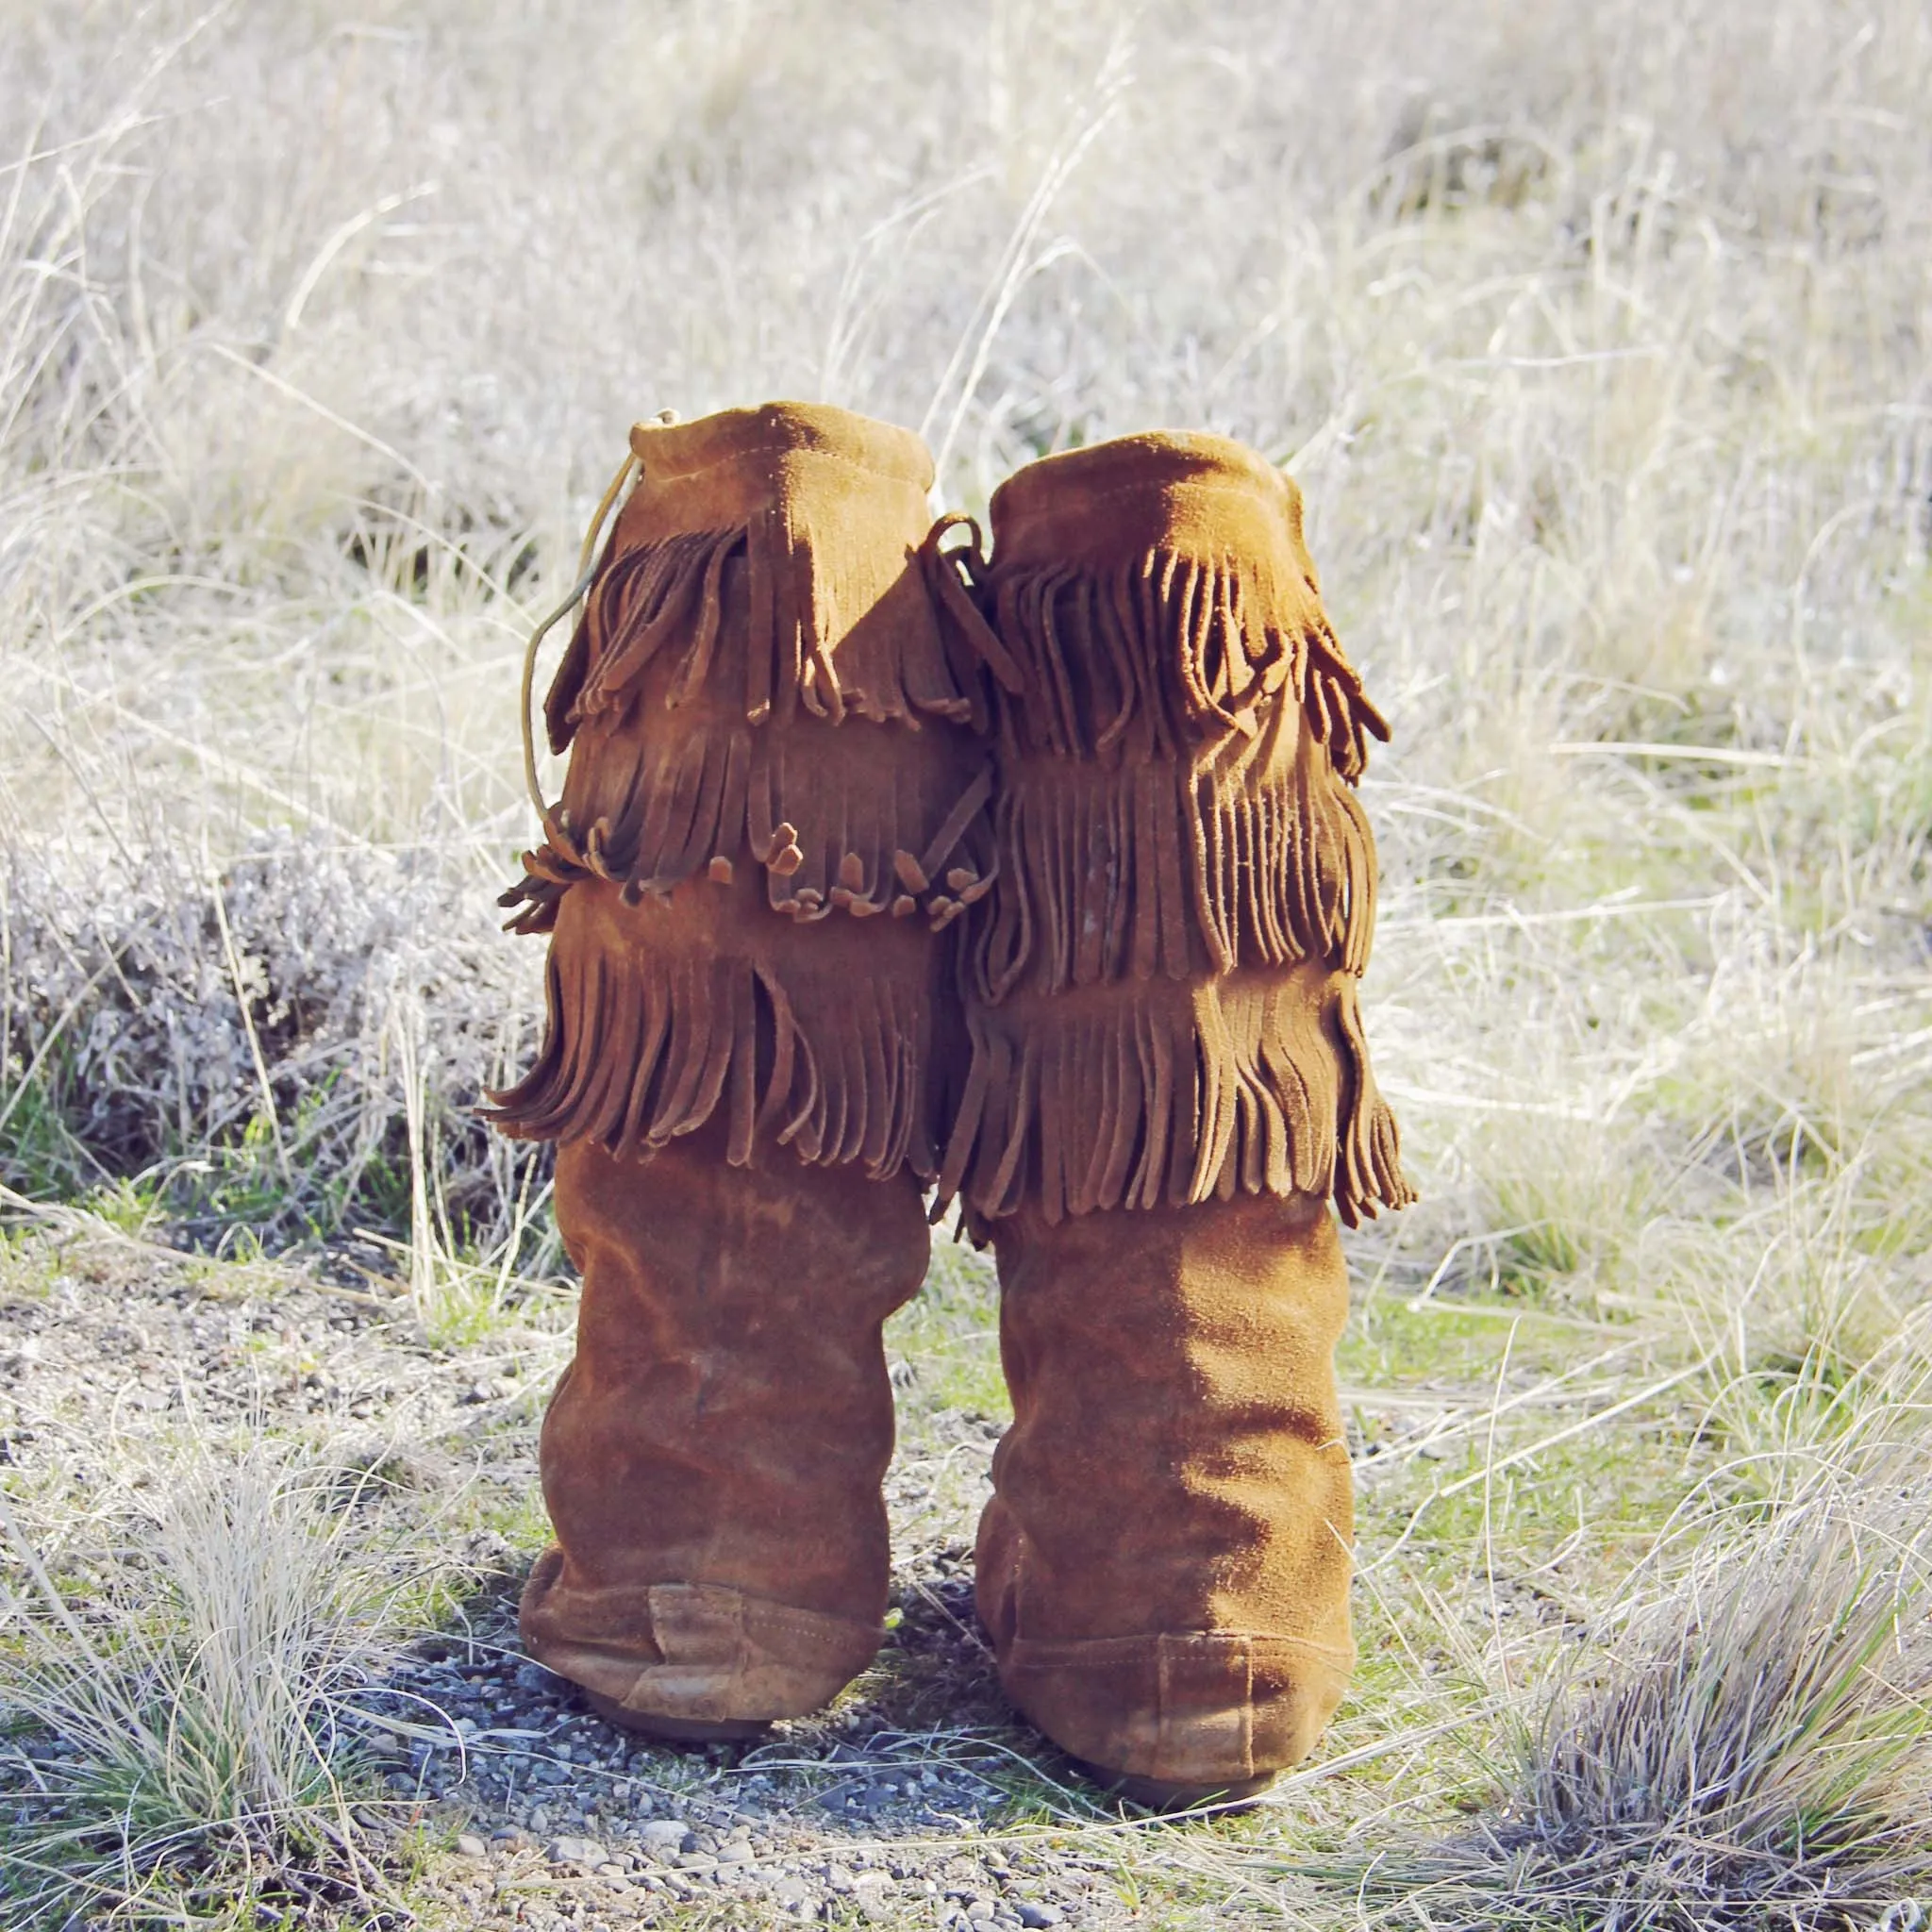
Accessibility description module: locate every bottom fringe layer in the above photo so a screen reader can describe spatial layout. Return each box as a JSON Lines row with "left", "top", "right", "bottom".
{"left": 940, "top": 970, "right": 1413, "bottom": 1226}
{"left": 488, "top": 883, "right": 941, "bottom": 1180}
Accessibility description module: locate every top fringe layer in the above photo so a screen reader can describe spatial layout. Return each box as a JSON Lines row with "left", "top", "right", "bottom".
{"left": 945, "top": 540, "right": 1388, "bottom": 781}
{"left": 504, "top": 511, "right": 997, "bottom": 934}
{"left": 548, "top": 510, "right": 981, "bottom": 745}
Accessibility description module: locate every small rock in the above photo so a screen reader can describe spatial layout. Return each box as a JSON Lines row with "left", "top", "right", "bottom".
{"left": 547, "top": 1834, "right": 604, "bottom": 1866}
{"left": 454, "top": 1833, "right": 488, "bottom": 1859}
{"left": 1017, "top": 1907, "right": 1063, "bottom": 1929}
{"left": 639, "top": 1819, "right": 689, "bottom": 1849}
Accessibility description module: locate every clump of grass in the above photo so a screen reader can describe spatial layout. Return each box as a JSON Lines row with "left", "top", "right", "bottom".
{"left": 0, "top": 1435, "right": 429, "bottom": 1926}
{"left": 1384, "top": 1458, "right": 1932, "bottom": 1930}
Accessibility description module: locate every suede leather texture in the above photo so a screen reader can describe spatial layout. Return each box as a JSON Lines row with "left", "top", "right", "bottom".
{"left": 976, "top": 1191, "right": 1355, "bottom": 1784}
{"left": 494, "top": 400, "right": 993, "bottom": 1179}
{"left": 498, "top": 411, "right": 1405, "bottom": 1774}
{"left": 934, "top": 429, "right": 1412, "bottom": 1231}
{"left": 520, "top": 1123, "right": 925, "bottom": 1721}
{"left": 933, "top": 429, "right": 1408, "bottom": 1783}
{"left": 503, "top": 403, "right": 986, "bottom": 1723}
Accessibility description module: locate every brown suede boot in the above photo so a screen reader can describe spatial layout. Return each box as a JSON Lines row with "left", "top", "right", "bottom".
{"left": 927, "top": 431, "right": 1413, "bottom": 1803}
{"left": 492, "top": 403, "right": 994, "bottom": 1733}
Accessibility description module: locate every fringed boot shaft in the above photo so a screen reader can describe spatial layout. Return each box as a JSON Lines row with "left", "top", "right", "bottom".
{"left": 926, "top": 430, "right": 1412, "bottom": 1796}
{"left": 494, "top": 403, "right": 995, "bottom": 1728}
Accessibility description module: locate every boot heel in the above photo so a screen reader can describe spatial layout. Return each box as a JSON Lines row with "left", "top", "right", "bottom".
{"left": 581, "top": 1690, "right": 766, "bottom": 1744}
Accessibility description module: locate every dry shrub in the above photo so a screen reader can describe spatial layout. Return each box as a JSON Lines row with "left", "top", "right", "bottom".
{"left": 0, "top": 827, "right": 544, "bottom": 1257}
{"left": 1385, "top": 1449, "right": 1932, "bottom": 1930}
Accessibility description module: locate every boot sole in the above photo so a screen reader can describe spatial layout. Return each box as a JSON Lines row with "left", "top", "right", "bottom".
{"left": 1074, "top": 1759, "right": 1278, "bottom": 1812}
{"left": 583, "top": 1689, "right": 768, "bottom": 1743}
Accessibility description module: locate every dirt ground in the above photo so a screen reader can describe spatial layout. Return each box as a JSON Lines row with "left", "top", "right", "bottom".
{"left": 1, "top": 1223, "right": 1281, "bottom": 1930}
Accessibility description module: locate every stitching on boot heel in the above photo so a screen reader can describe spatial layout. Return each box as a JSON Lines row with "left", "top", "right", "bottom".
{"left": 645, "top": 1583, "right": 751, "bottom": 1698}
{"left": 1156, "top": 1632, "right": 1255, "bottom": 1782}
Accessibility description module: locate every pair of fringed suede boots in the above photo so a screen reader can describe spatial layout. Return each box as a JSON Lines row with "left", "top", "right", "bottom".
{"left": 490, "top": 403, "right": 1412, "bottom": 1808}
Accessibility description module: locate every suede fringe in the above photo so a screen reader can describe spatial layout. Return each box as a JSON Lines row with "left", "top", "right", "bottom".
{"left": 921, "top": 520, "right": 1412, "bottom": 1224}
{"left": 940, "top": 974, "right": 1413, "bottom": 1227}
{"left": 1331, "top": 978, "right": 1414, "bottom": 1227}
{"left": 502, "top": 724, "right": 993, "bottom": 936}
{"left": 504, "top": 518, "right": 991, "bottom": 932}
{"left": 974, "top": 729, "right": 1376, "bottom": 998}
{"left": 490, "top": 930, "right": 935, "bottom": 1181}
{"left": 981, "top": 552, "right": 1387, "bottom": 779}
{"left": 546, "top": 512, "right": 975, "bottom": 746}
{"left": 928, "top": 540, "right": 1385, "bottom": 988}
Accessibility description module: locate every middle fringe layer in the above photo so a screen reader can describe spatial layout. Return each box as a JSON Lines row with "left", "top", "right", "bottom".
{"left": 970, "top": 726, "right": 1377, "bottom": 1001}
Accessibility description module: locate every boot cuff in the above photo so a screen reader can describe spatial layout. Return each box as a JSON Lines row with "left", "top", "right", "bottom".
{"left": 543, "top": 402, "right": 968, "bottom": 746}
{"left": 628, "top": 401, "right": 934, "bottom": 496}
{"left": 986, "top": 431, "right": 1310, "bottom": 582}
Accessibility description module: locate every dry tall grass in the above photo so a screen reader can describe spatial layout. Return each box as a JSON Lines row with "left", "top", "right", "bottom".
{"left": 1, "top": 1, "right": 1928, "bottom": 1926}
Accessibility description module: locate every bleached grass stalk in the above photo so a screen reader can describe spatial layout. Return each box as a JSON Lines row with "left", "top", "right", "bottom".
{"left": 0, "top": 1436, "right": 426, "bottom": 1926}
